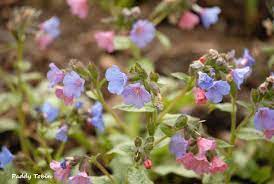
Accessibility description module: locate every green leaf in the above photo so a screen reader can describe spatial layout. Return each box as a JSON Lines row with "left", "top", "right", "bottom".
{"left": 0, "top": 93, "right": 21, "bottom": 113}
{"left": 202, "top": 174, "right": 225, "bottom": 184}
{"left": 113, "top": 103, "right": 156, "bottom": 112}
{"left": 171, "top": 72, "right": 190, "bottom": 84}
{"left": 153, "top": 163, "right": 197, "bottom": 178}
{"left": 209, "top": 103, "right": 234, "bottom": 113}
{"left": 22, "top": 72, "right": 42, "bottom": 81}
{"left": 127, "top": 167, "right": 153, "bottom": 184}
{"left": 0, "top": 118, "right": 18, "bottom": 133}
{"left": 160, "top": 124, "right": 174, "bottom": 137}
{"left": 86, "top": 90, "right": 98, "bottom": 100}
{"left": 216, "top": 139, "right": 234, "bottom": 148}
{"left": 91, "top": 176, "right": 112, "bottom": 184}
{"left": 114, "top": 36, "right": 131, "bottom": 50}
{"left": 237, "top": 128, "right": 264, "bottom": 141}
{"left": 0, "top": 164, "right": 17, "bottom": 184}
{"left": 156, "top": 31, "right": 171, "bottom": 49}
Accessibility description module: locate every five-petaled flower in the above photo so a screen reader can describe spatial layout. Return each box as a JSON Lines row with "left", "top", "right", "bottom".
{"left": 205, "top": 80, "right": 230, "bottom": 103}
{"left": 47, "top": 63, "right": 64, "bottom": 88}
{"left": 199, "top": 7, "right": 221, "bottom": 28}
{"left": 56, "top": 125, "right": 68, "bottom": 142}
{"left": 169, "top": 133, "right": 188, "bottom": 158}
{"left": 235, "top": 49, "right": 255, "bottom": 68}
{"left": 50, "top": 160, "right": 71, "bottom": 182}
{"left": 130, "top": 20, "right": 155, "bottom": 48}
{"left": 41, "top": 102, "right": 59, "bottom": 123}
{"left": 63, "top": 71, "right": 85, "bottom": 99}
{"left": 105, "top": 65, "right": 127, "bottom": 95}
{"left": 254, "top": 107, "right": 274, "bottom": 139}
{"left": 0, "top": 146, "right": 14, "bottom": 169}
{"left": 88, "top": 101, "right": 104, "bottom": 132}
{"left": 121, "top": 83, "right": 151, "bottom": 108}
{"left": 94, "top": 31, "right": 115, "bottom": 53}
{"left": 231, "top": 66, "right": 250, "bottom": 89}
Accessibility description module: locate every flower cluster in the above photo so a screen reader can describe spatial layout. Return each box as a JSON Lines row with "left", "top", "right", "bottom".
{"left": 36, "top": 16, "right": 60, "bottom": 50}
{"left": 169, "top": 134, "right": 227, "bottom": 174}
{"left": 47, "top": 63, "right": 85, "bottom": 105}
{"left": 105, "top": 65, "right": 151, "bottom": 108}
{"left": 50, "top": 159, "right": 92, "bottom": 184}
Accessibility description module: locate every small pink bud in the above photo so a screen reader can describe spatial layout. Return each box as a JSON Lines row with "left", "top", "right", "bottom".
{"left": 144, "top": 159, "right": 152, "bottom": 169}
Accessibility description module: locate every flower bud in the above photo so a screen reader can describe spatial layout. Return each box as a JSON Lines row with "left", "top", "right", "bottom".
{"left": 143, "top": 159, "right": 152, "bottom": 169}
{"left": 258, "top": 82, "right": 269, "bottom": 94}
{"left": 134, "top": 137, "right": 142, "bottom": 147}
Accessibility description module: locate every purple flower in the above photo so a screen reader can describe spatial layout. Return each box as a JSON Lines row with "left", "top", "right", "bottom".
{"left": 235, "top": 49, "right": 255, "bottom": 67}
{"left": 88, "top": 102, "right": 104, "bottom": 132}
{"left": 205, "top": 80, "right": 230, "bottom": 103}
{"left": 130, "top": 20, "right": 155, "bottom": 48}
{"left": 41, "top": 102, "right": 59, "bottom": 122}
{"left": 41, "top": 16, "right": 60, "bottom": 38}
{"left": 47, "top": 63, "right": 64, "bottom": 87}
{"left": 105, "top": 65, "right": 127, "bottom": 95}
{"left": 200, "top": 7, "right": 221, "bottom": 28}
{"left": 254, "top": 107, "right": 274, "bottom": 139}
{"left": 69, "top": 172, "right": 92, "bottom": 184}
{"left": 121, "top": 83, "right": 151, "bottom": 108}
{"left": 56, "top": 125, "right": 68, "bottom": 142}
{"left": 50, "top": 160, "right": 71, "bottom": 182}
{"left": 169, "top": 134, "right": 188, "bottom": 158}
{"left": 198, "top": 72, "right": 214, "bottom": 90}
{"left": 231, "top": 67, "right": 250, "bottom": 89}
{"left": 63, "top": 71, "right": 85, "bottom": 98}
{"left": 0, "top": 146, "right": 14, "bottom": 168}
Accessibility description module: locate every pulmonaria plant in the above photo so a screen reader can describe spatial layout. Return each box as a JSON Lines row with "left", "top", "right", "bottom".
{"left": 87, "top": 101, "right": 105, "bottom": 132}
{"left": 0, "top": 146, "right": 14, "bottom": 169}
{"left": 178, "top": 11, "right": 199, "bottom": 30}
{"left": 41, "top": 102, "right": 59, "bottom": 123}
{"left": 36, "top": 16, "right": 60, "bottom": 50}
{"left": 67, "top": 0, "right": 89, "bottom": 19}
{"left": 94, "top": 31, "right": 115, "bottom": 53}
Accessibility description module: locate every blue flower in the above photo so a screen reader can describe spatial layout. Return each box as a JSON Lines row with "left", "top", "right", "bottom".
{"left": 41, "top": 102, "right": 59, "bottom": 122}
{"left": 41, "top": 16, "right": 60, "bottom": 38}
{"left": 63, "top": 71, "right": 85, "bottom": 99}
{"left": 169, "top": 133, "right": 188, "bottom": 158}
{"left": 47, "top": 63, "right": 64, "bottom": 88}
{"left": 235, "top": 49, "right": 255, "bottom": 67}
{"left": 121, "top": 83, "right": 151, "bottom": 108}
{"left": 0, "top": 146, "right": 14, "bottom": 168}
{"left": 56, "top": 125, "right": 68, "bottom": 142}
{"left": 75, "top": 101, "right": 83, "bottom": 109}
{"left": 198, "top": 72, "right": 214, "bottom": 90}
{"left": 231, "top": 67, "right": 250, "bottom": 89}
{"left": 205, "top": 81, "right": 230, "bottom": 103}
{"left": 105, "top": 65, "right": 127, "bottom": 95}
{"left": 88, "top": 102, "right": 104, "bottom": 132}
{"left": 130, "top": 20, "right": 156, "bottom": 48}
{"left": 200, "top": 7, "right": 221, "bottom": 28}
{"left": 60, "top": 160, "right": 67, "bottom": 169}
{"left": 254, "top": 107, "right": 274, "bottom": 139}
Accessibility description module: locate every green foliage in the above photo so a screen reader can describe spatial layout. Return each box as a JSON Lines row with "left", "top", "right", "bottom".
{"left": 127, "top": 166, "right": 153, "bottom": 184}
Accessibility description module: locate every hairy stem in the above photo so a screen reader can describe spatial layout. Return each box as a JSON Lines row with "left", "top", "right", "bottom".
{"left": 93, "top": 160, "right": 116, "bottom": 184}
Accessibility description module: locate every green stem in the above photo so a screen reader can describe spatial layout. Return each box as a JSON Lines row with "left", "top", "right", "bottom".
{"left": 154, "top": 135, "right": 168, "bottom": 146}
{"left": 236, "top": 110, "right": 255, "bottom": 132}
{"left": 93, "top": 160, "right": 116, "bottom": 184}
{"left": 55, "top": 142, "right": 66, "bottom": 160}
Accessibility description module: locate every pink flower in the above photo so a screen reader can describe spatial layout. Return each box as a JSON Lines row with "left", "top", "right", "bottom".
{"left": 209, "top": 156, "right": 228, "bottom": 174}
{"left": 36, "top": 34, "right": 54, "bottom": 50}
{"left": 67, "top": 0, "right": 89, "bottom": 19}
{"left": 177, "top": 153, "right": 210, "bottom": 174}
{"left": 94, "top": 31, "right": 115, "bottom": 53}
{"left": 178, "top": 11, "right": 199, "bottom": 30}
{"left": 55, "top": 88, "right": 74, "bottom": 105}
{"left": 50, "top": 160, "right": 71, "bottom": 182}
{"left": 194, "top": 87, "right": 207, "bottom": 105}
{"left": 197, "top": 137, "right": 216, "bottom": 155}
{"left": 69, "top": 172, "right": 92, "bottom": 184}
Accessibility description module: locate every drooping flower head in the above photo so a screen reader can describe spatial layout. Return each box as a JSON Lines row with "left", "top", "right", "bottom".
{"left": 56, "top": 125, "right": 68, "bottom": 142}
{"left": 63, "top": 71, "right": 85, "bottom": 99}
{"left": 0, "top": 146, "right": 14, "bottom": 169}
{"left": 178, "top": 11, "right": 199, "bottom": 30}
{"left": 197, "top": 72, "right": 214, "bottom": 90}
{"left": 130, "top": 20, "right": 155, "bottom": 48}
{"left": 69, "top": 172, "right": 92, "bottom": 184}
{"left": 169, "top": 133, "right": 188, "bottom": 158}
{"left": 121, "top": 83, "right": 151, "bottom": 108}
{"left": 47, "top": 63, "right": 64, "bottom": 88}
{"left": 67, "top": 0, "right": 89, "bottom": 19}
{"left": 235, "top": 49, "right": 255, "bottom": 68}
{"left": 36, "top": 17, "right": 60, "bottom": 50}
{"left": 94, "top": 31, "right": 115, "bottom": 53}
{"left": 105, "top": 65, "right": 127, "bottom": 95}
{"left": 209, "top": 156, "right": 228, "bottom": 174}
{"left": 41, "top": 102, "right": 59, "bottom": 123}
{"left": 254, "top": 107, "right": 274, "bottom": 139}
{"left": 50, "top": 160, "right": 71, "bottom": 182}
{"left": 231, "top": 66, "right": 250, "bottom": 89}
{"left": 199, "top": 7, "right": 221, "bottom": 28}
{"left": 194, "top": 87, "right": 207, "bottom": 105}
{"left": 205, "top": 80, "right": 230, "bottom": 103}
{"left": 88, "top": 101, "right": 104, "bottom": 132}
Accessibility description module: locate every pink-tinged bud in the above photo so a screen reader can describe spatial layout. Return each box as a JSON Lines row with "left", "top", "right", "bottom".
{"left": 178, "top": 11, "right": 199, "bottom": 30}
{"left": 194, "top": 87, "right": 207, "bottom": 105}
{"left": 258, "top": 82, "right": 269, "bottom": 94}
{"left": 199, "top": 56, "right": 206, "bottom": 64}
{"left": 209, "top": 156, "right": 228, "bottom": 174}
{"left": 144, "top": 159, "right": 152, "bottom": 169}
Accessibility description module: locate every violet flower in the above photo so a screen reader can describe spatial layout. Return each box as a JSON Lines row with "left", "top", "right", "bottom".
{"left": 105, "top": 65, "right": 127, "bottom": 95}
{"left": 169, "top": 134, "right": 188, "bottom": 158}
{"left": 63, "top": 71, "right": 85, "bottom": 99}
{"left": 254, "top": 107, "right": 274, "bottom": 139}
{"left": 199, "top": 7, "right": 221, "bottom": 28}
{"left": 0, "top": 146, "right": 14, "bottom": 169}
{"left": 47, "top": 63, "right": 64, "bottom": 88}
{"left": 231, "top": 66, "right": 250, "bottom": 89}
{"left": 205, "top": 80, "right": 230, "bottom": 103}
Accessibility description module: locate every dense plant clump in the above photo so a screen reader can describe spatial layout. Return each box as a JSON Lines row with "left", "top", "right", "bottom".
{"left": 0, "top": 0, "right": 273, "bottom": 184}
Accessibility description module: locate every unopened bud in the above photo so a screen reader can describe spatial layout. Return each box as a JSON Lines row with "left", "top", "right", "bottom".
{"left": 266, "top": 76, "right": 274, "bottom": 83}
{"left": 226, "top": 73, "right": 233, "bottom": 82}
{"left": 134, "top": 137, "right": 142, "bottom": 147}
{"left": 143, "top": 159, "right": 152, "bottom": 169}
{"left": 259, "top": 82, "right": 269, "bottom": 94}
